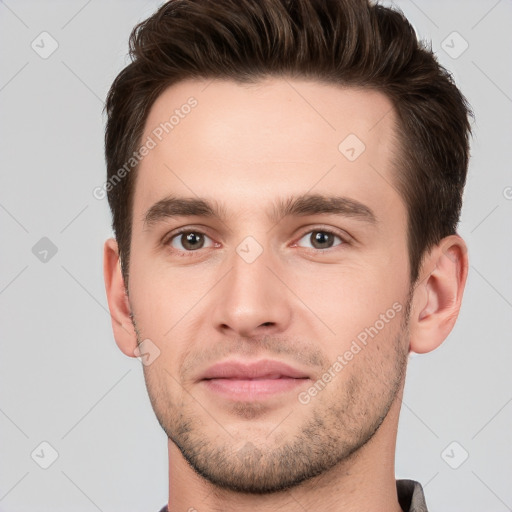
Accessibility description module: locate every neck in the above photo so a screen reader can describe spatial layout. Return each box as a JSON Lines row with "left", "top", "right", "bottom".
{"left": 166, "top": 391, "right": 404, "bottom": 512}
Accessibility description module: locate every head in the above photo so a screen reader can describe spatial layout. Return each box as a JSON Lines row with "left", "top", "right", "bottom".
{"left": 103, "top": 0, "right": 471, "bottom": 495}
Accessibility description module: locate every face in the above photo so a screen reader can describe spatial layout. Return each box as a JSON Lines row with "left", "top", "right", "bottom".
{"left": 127, "top": 78, "right": 412, "bottom": 493}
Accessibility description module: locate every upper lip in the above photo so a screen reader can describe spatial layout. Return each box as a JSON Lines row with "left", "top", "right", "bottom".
{"left": 199, "top": 359, "right": 310, "bottom": 380}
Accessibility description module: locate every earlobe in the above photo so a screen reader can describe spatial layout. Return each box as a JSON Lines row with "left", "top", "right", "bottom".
{"left": 409, "top": 235, "right": 468, "bottom": 354}
{"left": 103, "top": 238, "right": 138, "bottom": 358}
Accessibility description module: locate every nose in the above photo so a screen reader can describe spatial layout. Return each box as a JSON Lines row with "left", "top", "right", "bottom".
{"left": 211, "top": 244, "right": 293, "bottom": 339}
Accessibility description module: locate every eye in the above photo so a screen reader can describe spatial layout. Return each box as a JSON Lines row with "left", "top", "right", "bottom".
{"left": 295, "top": 229, "right": 345, "bottom": 250}
{"left": 167, "top": 230, "right": 216, "bottom": 251}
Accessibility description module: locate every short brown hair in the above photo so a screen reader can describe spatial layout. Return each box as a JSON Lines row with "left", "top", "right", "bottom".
{"left": 105, "top": 0, "right": 472, "bottom": 286}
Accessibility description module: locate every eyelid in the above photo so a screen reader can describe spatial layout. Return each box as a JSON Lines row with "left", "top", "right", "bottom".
{"left": 161, "top": 224, "right": 352, "bottom": 254}
{"left": 291, "top": 225, "right": 352, "bottom": 247}
{"left": 162, "top": 226, "right": 218, "bottom": 250}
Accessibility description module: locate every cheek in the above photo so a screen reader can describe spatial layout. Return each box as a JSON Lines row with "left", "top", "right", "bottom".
{"left": 141, "top": 362, "right": 185, "bottom": 431}
{"left": 128, "top": 251, "right": 205, "bottom": 330}
{"left": 289, "top": 258, "right": 408, "bottom": 339}
{"left": 128, "top": 261, "right": 213, "bottom": 379}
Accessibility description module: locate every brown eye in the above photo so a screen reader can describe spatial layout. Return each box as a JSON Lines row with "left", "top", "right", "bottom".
{"left": 297, "top": 230, "right": 344, "bottom": 250}
{"left": 169, "top": 231, "right": 213, "bottom": 251}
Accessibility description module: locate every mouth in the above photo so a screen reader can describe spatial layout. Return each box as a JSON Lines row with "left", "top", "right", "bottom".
{"left": 199, "top": 359, "right": 310, "bottom": 400}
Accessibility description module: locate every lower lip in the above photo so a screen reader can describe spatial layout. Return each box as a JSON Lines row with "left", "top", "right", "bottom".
{"left": 202, "top": 377, "right": 309, "bottom": 400}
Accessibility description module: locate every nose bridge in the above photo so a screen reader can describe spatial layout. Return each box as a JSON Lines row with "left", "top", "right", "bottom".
{"left": 212, "top": 237, "right": 291, "bottom": 336}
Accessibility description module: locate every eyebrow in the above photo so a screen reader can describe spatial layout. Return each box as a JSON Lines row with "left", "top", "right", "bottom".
{"left": 142, "top": 193, "right": 377, "bottom": 228}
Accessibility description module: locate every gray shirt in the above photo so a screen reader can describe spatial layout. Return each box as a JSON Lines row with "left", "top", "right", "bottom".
{"left": 157, "top": 479, "right": 428, "bottom": 511}
{"left": 397, "top": 479, "right": 429, "bottom": 512}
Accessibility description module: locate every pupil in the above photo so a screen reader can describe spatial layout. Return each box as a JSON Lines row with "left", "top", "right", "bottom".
{"left": 184, "top": 232, "right": 203, "bottom": 250}
{"left": 313, "top": 231, "right": 332, "bottom": 248}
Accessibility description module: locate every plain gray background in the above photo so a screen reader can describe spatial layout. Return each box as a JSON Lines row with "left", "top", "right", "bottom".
{"left": 1, "top": 0, "right": 511, "bottom": 510}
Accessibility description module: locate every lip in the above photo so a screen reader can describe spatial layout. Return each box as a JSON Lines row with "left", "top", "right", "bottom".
{"left": 200, "top": 359, "right": 310, "bottom": 380}
{"left": 199, "top": 359, "right": 310, "bottom": 401}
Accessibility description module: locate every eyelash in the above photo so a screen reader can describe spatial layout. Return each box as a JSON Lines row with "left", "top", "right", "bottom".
{"left": 293, "top": 227, "right": 348, "bottom": 252}
{"left": 162, "top": 226, "right": 349, "bottom": 256}
{"left": 163, "top": 227, "right": 218, "bottom": 257}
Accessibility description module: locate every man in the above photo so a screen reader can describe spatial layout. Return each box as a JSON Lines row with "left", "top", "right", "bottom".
{"left": 103, "top": 0, "right": 472, "bottom": 510}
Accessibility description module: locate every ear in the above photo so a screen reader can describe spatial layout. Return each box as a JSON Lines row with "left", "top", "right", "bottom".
{"left": 103, "top": 238, "right": 138, "bottom": 358}
{"left": 408, "top": 234, "right": 469, "bottom": 354}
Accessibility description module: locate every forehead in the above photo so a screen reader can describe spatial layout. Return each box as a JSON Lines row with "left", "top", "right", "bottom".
{"left": 133, "top": 78, "right": 402, "bottom": 223}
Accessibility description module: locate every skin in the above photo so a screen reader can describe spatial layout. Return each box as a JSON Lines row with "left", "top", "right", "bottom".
{"left": 104, "top": 78, "right": 468, "bottom": 512}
